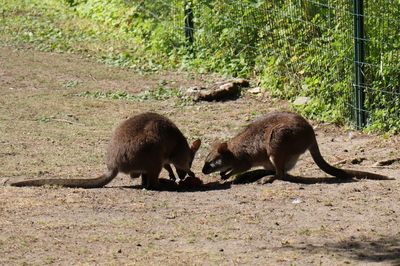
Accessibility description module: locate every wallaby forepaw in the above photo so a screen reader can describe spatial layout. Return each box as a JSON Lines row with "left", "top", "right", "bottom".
{"left": 257, "top": 176, "right": 276, "bottom": 184}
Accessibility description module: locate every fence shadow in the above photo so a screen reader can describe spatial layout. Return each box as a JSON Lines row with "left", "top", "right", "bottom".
{"left": 283, "top": 235, "right": 400, "bottom": 264}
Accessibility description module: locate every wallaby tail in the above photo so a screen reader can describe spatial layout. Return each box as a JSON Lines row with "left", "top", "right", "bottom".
{"left": 10, "top": 169, "right": 119, "bottom": 188}
{"left": 308, "top": 138, "right": 393, "bottom": 180}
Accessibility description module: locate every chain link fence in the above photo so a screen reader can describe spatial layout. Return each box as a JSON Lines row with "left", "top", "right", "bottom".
{"left": 131, "top": 0, "right": 400, "bottom": 132}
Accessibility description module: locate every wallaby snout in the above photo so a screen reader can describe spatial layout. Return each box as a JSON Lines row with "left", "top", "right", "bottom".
{"left": 202, "top": 162, "right": 212, "bottom": 175}
{"left": 202, "top": 161, "right": 232, "bottom": 179}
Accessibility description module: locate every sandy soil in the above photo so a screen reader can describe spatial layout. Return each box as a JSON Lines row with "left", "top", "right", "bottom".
{"left": 1, "top": 45, "right": 399, "bottom": 265}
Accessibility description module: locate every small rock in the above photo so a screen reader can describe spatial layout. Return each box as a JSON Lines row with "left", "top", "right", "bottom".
{"left": 248, "top": 87, "right": 261, "bottom": 94}
{"left": 292, "top": 198, "right": 302, "bottom": 204}
{"left": 350, "top": 157, "right": 365, "bottom": 164}
{"left": 293, "top": 96, "right": 311, "bottom": 106}
{"left": 185, "top": 86, "right": 207, "bottom": 101}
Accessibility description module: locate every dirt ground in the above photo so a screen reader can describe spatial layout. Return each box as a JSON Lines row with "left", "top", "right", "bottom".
{"left": 1, "top": 45, "right": 400, "bottom": 265}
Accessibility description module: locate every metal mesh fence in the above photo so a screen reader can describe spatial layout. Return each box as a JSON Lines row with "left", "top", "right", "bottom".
{"left": 129, "top": 0, "right": 400, "bottom": 131}
{"left": 358, "top": 1, "right": 400, "bottom": 131}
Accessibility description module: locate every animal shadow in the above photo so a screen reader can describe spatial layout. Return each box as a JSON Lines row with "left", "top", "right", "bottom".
{"left": 117, "top": 178, "right": 231, "bottom": 192}
{"left": 283, "top": 235, "right": 400, "bottom": 264}
{"left": 232, "top": 169, "right": 358, "bottom": 185}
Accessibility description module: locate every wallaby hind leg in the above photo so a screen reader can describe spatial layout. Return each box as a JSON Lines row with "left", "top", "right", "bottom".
{"left": 141, "top": 174, "right": 148, "bottom": 188}
{"left": 234, "top": 169, "right": 275, "bottom": 184}
{"left": 269, "top": 155, "right": 287, "bottom": 182}
{"left": 147, "top": 171, "right": 161, "bottom": 190}
{"left": 141, "top": 170, "right": 161, "bottom": 190}
{"left": 130, "top": 173, "right": 140, "bottom": 179}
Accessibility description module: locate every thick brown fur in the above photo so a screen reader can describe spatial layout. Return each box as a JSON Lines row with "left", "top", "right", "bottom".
{"left": 202, "top": 112, "right": 393, "bottom": 181}
{"left": 11, "top": 112, "right": 201, "bottom": 189}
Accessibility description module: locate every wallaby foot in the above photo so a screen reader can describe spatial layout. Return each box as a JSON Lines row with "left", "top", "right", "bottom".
{"left": 159, "top": 178, "right": 179, "bottom": 191}
{"left": 233, "top": 169, "right": 275, "bottom": 184}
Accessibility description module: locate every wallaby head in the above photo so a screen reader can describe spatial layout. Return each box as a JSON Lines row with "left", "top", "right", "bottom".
{"left": 202, "top": 142, "right": 237, "bottom": 179}
{"left": 175, "top": 139, "right": 202, "bottom": 179}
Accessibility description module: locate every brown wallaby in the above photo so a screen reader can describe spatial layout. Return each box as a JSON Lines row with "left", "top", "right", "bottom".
{"left": 202, "top": 112, "right": 393, "bottom": 181}
{"left": 11, "top": 112, "right": 201, "bottom": 189}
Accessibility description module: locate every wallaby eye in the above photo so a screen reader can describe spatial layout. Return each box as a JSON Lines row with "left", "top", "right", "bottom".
{"left": 211, "top": 158, "right": 223, "bottom": 167}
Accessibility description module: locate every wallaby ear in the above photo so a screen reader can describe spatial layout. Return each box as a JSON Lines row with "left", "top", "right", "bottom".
{"left": 217, "top": 142, "right": 229, "bottom": 154}
{"left": 191, "top": 139, "right": 201, "bottom": 152}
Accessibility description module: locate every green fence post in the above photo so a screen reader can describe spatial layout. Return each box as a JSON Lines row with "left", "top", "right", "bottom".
{"left": 184, "top": 1, "right": 194, "bottom": 44}
{"left": 353, "top": 0, "right": 366, "bottom": 129}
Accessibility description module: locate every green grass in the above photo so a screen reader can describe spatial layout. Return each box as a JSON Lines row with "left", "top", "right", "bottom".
{"left": 76, "top": 87, "right": 194, "bottom": 106}
{"left": 0, "top": 0, "right": 167, "bottom": 72}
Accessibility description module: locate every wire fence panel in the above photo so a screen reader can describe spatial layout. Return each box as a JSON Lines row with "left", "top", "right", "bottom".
{"left": 359, "top": 1, "right": 400, "bottom": 131}
{"left": 128, "top": 0, "right": 399, "bottom": 132}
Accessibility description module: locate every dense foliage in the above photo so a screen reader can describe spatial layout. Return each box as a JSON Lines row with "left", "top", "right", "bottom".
{"left": 0, "top": 0, "right": 399, "bottom": 133}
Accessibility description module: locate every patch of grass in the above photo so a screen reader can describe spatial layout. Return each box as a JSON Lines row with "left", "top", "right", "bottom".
{"left": 63, "top": 80, "right": 80, "bottom": 89}
{"left": 0, "top": 0, "right": 171, "bottom": 72}
{"left": 44, "top": 256, "right": 57, "bottom": 264}
{"left": 77, "top": 90, "right": 136, "bottom": 101}
{"left": 298, "top": 228, "right": 312, "bottom": 236}
{"left": 76, "top": 87, "right": 194, "bottom": 106}
{"left": 37, "top": 116, "right": 52, "bottom": 123}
